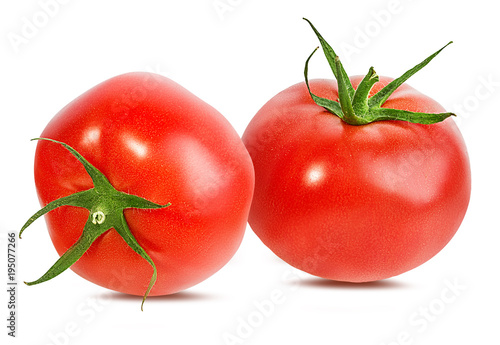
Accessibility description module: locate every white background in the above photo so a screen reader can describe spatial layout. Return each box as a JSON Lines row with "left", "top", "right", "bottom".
{"left": 1, "top": 0, "right": 499, "bottom": 344}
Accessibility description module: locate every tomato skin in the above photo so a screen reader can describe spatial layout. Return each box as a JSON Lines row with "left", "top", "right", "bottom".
{"left": 242, "top": 77, "right": 470, "bottom": 282}
{"left": 34, "top": 72, "right": 254, "bottom": 295}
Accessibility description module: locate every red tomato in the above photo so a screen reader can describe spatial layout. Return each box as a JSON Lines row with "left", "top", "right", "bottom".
{"left": 242, "top": 76, "right": 471, "bottom": 282}
{"left": 30, "top": 72, "right": 254, "bottom": 297}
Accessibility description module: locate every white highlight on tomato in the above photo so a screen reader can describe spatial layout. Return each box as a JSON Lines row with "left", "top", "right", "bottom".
{"left": 125, "top": 136, "right": 148, "bottom": 158}
{"left": 305, "top": 164, "right": 325, "bottom": 185}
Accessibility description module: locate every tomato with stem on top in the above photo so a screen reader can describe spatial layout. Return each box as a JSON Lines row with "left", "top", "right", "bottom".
{"left": 242, "top": 19, "right": 471, "bottom": 282}
{"left": 21, "top": 72, "right": 254, "bottom": 309}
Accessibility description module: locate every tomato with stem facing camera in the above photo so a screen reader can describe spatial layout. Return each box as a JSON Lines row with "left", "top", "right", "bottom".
{"left": 21, "top": 72, "right": 254, "bottom": 309}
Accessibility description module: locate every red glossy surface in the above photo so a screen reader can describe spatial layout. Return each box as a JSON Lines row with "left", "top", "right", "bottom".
{"left": 35, "top": 72, "right": 254, "bottom": 295}
{"left": 243, "top": 77, "right": 470, "bottom": 282}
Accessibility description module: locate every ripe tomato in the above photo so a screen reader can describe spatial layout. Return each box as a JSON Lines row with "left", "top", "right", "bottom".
{"left": 242, "top": 20, "right": 471, "bottom": 282}
{"left": 24, "top": 72, "right": 254, "bottom": 303}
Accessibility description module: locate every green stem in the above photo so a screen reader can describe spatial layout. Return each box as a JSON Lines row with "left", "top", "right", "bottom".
{"left": 25, "top": 216, "right": 109, "bottom": 286}
{"left": 335, "top": 56, "right": 360, "bottom": 125}
{"left": 304, "top": 47, "right": 344, "bottom": 119}
{"left": 303, "top": 18, "right": 455, "bottom": 125}
{"left": 303, "top": 17, "right": 355, "bottom": 101}
{"left": 367, "top": 41, "right": 453, "bottom": 108}
{"left": 20, "top": 138, "right": 171, "bottom": 310}
{"left": 352, "top": 67, "right": 379, "bottom": 115}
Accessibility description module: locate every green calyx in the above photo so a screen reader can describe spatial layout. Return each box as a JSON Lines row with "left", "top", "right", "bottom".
{"left": 303, "top": 18, "right": 455, "bottom": 125}
{"left": 20, "top": 138, "right": 171, "bottom": 311}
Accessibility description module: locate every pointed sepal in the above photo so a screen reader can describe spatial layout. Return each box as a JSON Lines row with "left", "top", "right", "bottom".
{"left": 21, "top": 138, "right": 171, "bottom": 310}
{"left": 302, "top": 18, "right": 455, "bottom": 126}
